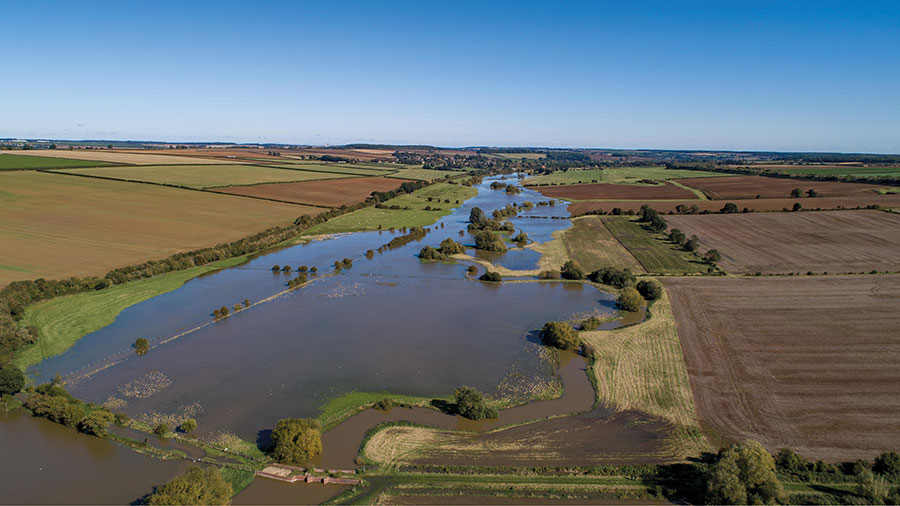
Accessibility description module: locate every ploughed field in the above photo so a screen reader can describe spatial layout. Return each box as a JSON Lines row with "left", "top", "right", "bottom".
{"left": 215, "top": 176, "right": 413, "bottom": 207}
{"left": 666, "top": 210, "right": 900, "bottom": 274}
{"left": 530, "top": 181, "right": 698, "bottom": 200}
{"left": 664, "top": 275, "right": 900, "bottom": 460}
{"left": 2, "top": 149, "right": 238, "bottom": 165}
{"left": 675, "top": 175, "right": 889, "bottom": 199}
{"left": 0, "top": 171, "right": 316, "bottom": 286}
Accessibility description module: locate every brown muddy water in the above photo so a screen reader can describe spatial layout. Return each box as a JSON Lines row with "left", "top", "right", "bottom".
{"left": 233, "top": 478, "right": 347, "bottom": 505}
{"left": 0, "top": 409, "right": 188, "bottom": 505}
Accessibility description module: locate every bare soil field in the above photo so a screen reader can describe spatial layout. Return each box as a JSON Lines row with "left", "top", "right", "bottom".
{"left": 666, "top": 210, "right": 900, "bottom": 274}
{"left": 53, "top": 164, "right": 350, "bottom": 189}
{"left": 664, "top": 275, "right": 900, "bottom": 460}
{"left": 676, "top": 175, "right": 889, "bottom": 199}
{"left": 566, "top": 193, "right": 900, "bottom": 216}
{"left": 532, "top": 182, "right": 698, "bottom": 200}
{"left": 3, "top": 149, "right": 237, "bottom": 165}
{"left": 286, "top": 148, "right": 394, "bottom": 161}
{"left": 0, "top": 171, "right": 317, "bottom": 286}
{"left": 216, "top": 177, "right": 412, "bottom": 207}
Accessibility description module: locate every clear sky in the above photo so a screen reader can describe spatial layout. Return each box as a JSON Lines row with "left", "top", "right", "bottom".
{"left": 1, "top": 1, "right": 898, "bottom": 152}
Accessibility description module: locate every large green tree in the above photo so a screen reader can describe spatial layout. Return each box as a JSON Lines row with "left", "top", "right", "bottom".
{"left": 617, "top": 288, "right": 644, "bottom": 312}
{"left": 453, "top": 386, "right": 497, "bottom": 420}
{"left": 706, "top": 440, "right": 784, "bottom": 505}
{"left": 540, "top": 321, "right": 580, "bottom": 350}
{"left": 271, "top": 418, "right": 322, "bottom": 465}
{"left": 147, "top": 466, "right": 232, "bottom": 505}
{"left": 0, "top": 364, "right": 25, "bottom": 395}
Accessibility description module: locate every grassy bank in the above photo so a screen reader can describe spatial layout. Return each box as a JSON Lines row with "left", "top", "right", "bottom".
{"left": 317, "top": 391, "right": 443, "bottom": 431}
{"left": 561, "top": 217, "right": 644, "bottom": 273}
{"left": 14, "top": 255, "right": 250, "bottom": 371}
{"left": 580, "top": 286, "right": 709, "bottom": 456}
{"left": 303, "top": 183, "right": 477, "bottom": 234}
{"left": 601, "top": 217, "right": 705, "bottom": 275}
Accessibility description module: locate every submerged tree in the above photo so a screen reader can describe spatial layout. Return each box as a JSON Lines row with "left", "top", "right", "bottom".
{"left": 134, "top": 338, "right": 149, "bottom": 356}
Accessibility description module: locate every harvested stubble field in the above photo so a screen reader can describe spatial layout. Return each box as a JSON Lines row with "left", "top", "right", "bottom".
{"left": 272, "top": 162, "right": 395, "bottom": 177}
{"left": 3, "top": 149, "right": 237, "bottom": 165}
{"left": 363, "top": 409, "right": 674, "bottom": 467}
{"left": 560, "top": 217, "right": 644, "bottom": 273}
{"left": 216, "top": 177, "right": 413, "bottom": 207}
{"left": 387, "top": 167, "right": 465, "bottom": 181}
{"left": 0, "top": 153, "right": 115, "bottom": 170}
{"left": 601, "top": 217, "right": 705, "bottom": 275}
{"left": 0, "top": 171, "right": 316, "bottom": 286}
{"left": 566, "top": 193, "right": 900, "bottom": 216}
{"left": 666, "top": 210, "right": 900, "bottom": 274}
{"left": 664, "top": 275, "right": 900, "bottom": 460}
{"left": 54, "top": 164, "right": 350, "bottom": 189}
{"left": 675, "top": 175, "right": 889, "bottom": 199}
{"left": 533, "top": 182, "right": 698, "bottom": 201}
{"left": 581, "top": 287, "right": 709, "bottom": 456}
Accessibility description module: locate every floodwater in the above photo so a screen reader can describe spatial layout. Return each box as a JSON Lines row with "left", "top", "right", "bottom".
{"left": 233, "top": 479, "right": 347, "bottom": 505}
{"left": 0, "top": 408, "right": 188, "bottom": 505}
{"left": 29, "top": 174, "right": 626, "bottom": 442}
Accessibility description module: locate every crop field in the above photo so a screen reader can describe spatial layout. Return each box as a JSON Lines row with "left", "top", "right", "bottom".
{"left": 601, "top": 217, "right": 706, "bottom": 274}
{"left": 0, "top": 153, "right": 115, "bottom": 170}
{"left": 581, "top": 286, "right": 709, "bottom": 456}
{"left": 524, "top": 166, "right": 731, "bottom": 186}
{"left": 303, "top": 183, "right": 477, "bottom": 234}
{"left": 272, "top": 162, "right": 395, "bottom": 177}
{"left": 566, "top": 193, "right": 900, "bottom": 216}
{"left": 216, "top": 176, "right": 412, "bottom": 207}
{"left": 560, "top": 217, "right": 644, "bottom": 272}
{"left": 285, "top": 148, "right": 394, "bottom": 161}
{"left": 486, "top": 152, "right": 547, "bottom": 159}
{"left": 387, "top": 167, "right": 466, "bottom": 181}
{"left": 533, "top": 182, "right": 698, "bottom": 201}
{"left": 53, "top": 164, "right": 351, "bottom": 189}
{"left": 363, "top": 409, "right": 674, "bottom": 467}
{"left": 664, "top": 275, "right": 900, "bottom": 460}
{"left": 741, "top": 164, "right": 900, "bottom": 178}
{"left": 676, "top": 175, "right": 889, "bottom": 199}
{"left": 665, "top": 210, "right": 900, "bottom": 274}
{"left": 2, "top": 149, "right": 236, "bottom": 165}
{"left": 0, "top": 171, "right": 316, "bottom": 286}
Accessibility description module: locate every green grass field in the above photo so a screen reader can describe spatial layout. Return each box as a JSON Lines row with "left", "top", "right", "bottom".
{"left": 52, "top": 164, "right": 352, "bottom": 188}
{"left": 303, "top": 183, "right": 477, "bottom": 234}
{"left": 601, "top": 217, "right": 706, "bottom": 275}
{"left": 561, "top": 217, "right": 644, "bottom": 273}
{"left": 753, "top": 164, "right": 900, "bottom": 178}
{"left": 386, "top": 167, "right": 465, "bottom": 181}
{"left": 0, "top": 153, "right": 115, "bottom": 170}
{"left": 525, "top": 166, "right": 733, "bottom": 186}
{"left": 14, "top": 255, "right": 249, "bottom": 371}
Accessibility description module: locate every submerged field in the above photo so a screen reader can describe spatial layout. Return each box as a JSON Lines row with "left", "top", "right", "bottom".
{"left": 664, "top": 275, "right": 900, "bottom": 460}
{"left": 0, "top": 171, "right": 315, "bottom": 286}
{"left": 666, "top": 210, "right": 900, "bottom": 274}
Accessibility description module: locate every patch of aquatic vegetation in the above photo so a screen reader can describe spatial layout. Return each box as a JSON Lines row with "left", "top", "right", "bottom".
{"left": 495, "top": 344, "right": 561, "bottom": 406}
{"left": 118, "top": 370, "right": 172, "bottom": 399}
{"left": 103, "top": 395, "right": 127, "bottom": 410}
{"left": 567, "top": 307, "right": 620, "bottom": 325}
{"left": 136, "top": 401, "right": 202, "bottom": 427}
{"left": 321, "top": 281, "right": 368, "bottom": 298}
{"left": 201, "top": 430, "right": 266, "bottom": 460}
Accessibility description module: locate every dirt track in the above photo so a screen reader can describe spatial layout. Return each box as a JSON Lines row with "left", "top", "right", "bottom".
{"left": 666, "top": 210, "right": 900, "bottom": 274}
{"left": 664, "top": 275, "right": 900, "bottom": 460}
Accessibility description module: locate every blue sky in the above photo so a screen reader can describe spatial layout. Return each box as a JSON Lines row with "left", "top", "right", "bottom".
{"left": 1, "top": 1, "right": 898, "bottom": 152}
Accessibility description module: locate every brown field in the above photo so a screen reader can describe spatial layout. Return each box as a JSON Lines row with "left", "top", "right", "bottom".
{"left": 120, "top": 148, "right": 286, "bottom": 162}
{"left": 566, "top": 193, "right": 900, "bottom": 216}
{"left": 0, "top": 171, "right": 317, "bottom": 286}
{"left": 3, "top": 149, "right": 237, "bottom": 165}
{"left": 533, "top": 182, "right": 697, "bottom": 201}
{"left": 676, "top": 175, "right": 889, "bottom": 199}
{"left": 285, "top": 148, "right": 394, "bottom": 161}
{"left": 666, "top": 210, "right": 900, "bottom": 274}
{"left": 216, "top": 177, "right": 412, "bottom": 207}
{"left": 664, "top": 275, "right": 900, "bottom": 460}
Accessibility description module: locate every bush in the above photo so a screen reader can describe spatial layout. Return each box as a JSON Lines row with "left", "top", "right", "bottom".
{"left": 581, "top": 316, "right": 602, "bottom": 331}
{"left": 635, "top": 280, "right": 662, "bottom": 301}
{"left": 856, "top": 469, "right": 890, "bottom": 504}
{"left": 473, "top": 231, "right": 507, "bottom": 252}
{"left": 373, "top": 398, "right": 393, "bottom": 411}
{"left": 134, "top": 338, "right": 149, "bottom": 356}
{"left": 617, "top": 288, "right": 643, "bottom": 312}
{"left": 154, "top": 423, "right": 170, "bottom": 437}
{"left": 704, "top": 249, "right": 722, "bottom": 264}
{"left": 0, "top": 364, "right": 25, "bottom": 395}
{"left": 538, "top": 270, "right": 560, "bottom": 279}
{"left": 79, "top": 409, "right": 114, "bottom": 436}
{"left": 874, "top": 451, "right": 900, "bottom": 477}
{"left": 438, "top": 238, "right": 465, "bottom": 255}
{"left": 540, "top": 321, "right": 580, "bottom": 350}
{"left": 706, "top": 440, "right": 784, "bottom": 505}
{"left": 114, "top": 412, "right": 130, "bottom": 425}
{"left": 453, "top": 386, "right": 497, "bottom": 420}
{"left": 180, "top": 418, "right": 198, "bottom": 434}
{"left": 147, "top": 466, "right": 232, "bottom": 506}
{"left": 272, "top": 418, "right": 322, "bottom": 465}
{"left": 588, "top": 267, "right": 635, "bottom": 288}
{"left": 479, "top": 271, "right": 502, "bottom": 282}
{"left": 418, "top": 246, "right": 448, "bottom": 261}
{"left": 466, "top": 265, "right": 478, "bottom": 276}
{"left": 560, "top": 260, "right": 585, "bottom": 280}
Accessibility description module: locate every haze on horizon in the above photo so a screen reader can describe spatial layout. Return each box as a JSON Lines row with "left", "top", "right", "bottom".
{"left": 1, "top": 0, "right": 898, "bottom": 153}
